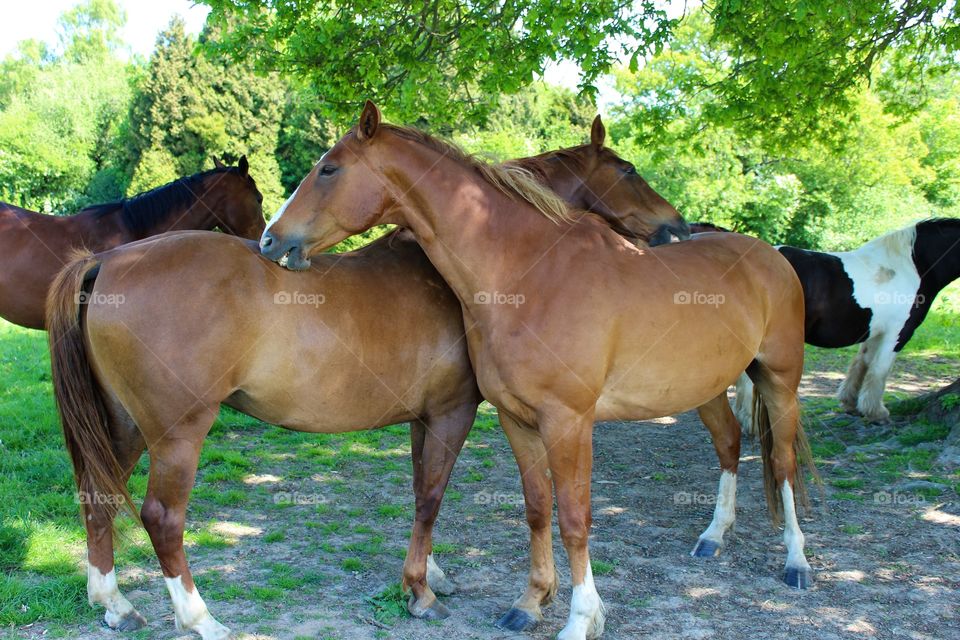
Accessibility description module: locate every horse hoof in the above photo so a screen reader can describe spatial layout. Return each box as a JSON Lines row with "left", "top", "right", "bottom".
{"left": 495, "top": 607, "right": 539, "bottom": 632}
{"left": 783, "top": 567, "right": 814, "bottom": 589}
{"left": 430, "top": 574, "right": 457, "bottom": 596}
{"left": 408, "top": 595, "right": 451, "bottom": 621}
{"left": 691, "top": 539, "right": 721, "bottom": 558}
{"left": 103, "top": 609, "right": 147, "bottom": 632}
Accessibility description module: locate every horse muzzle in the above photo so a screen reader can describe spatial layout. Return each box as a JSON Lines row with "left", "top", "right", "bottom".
{"left": 649, "top": 220, "right": 691, "bottom": 246}
{"left": 260, "top": 231, "right": 312, "bottom": 270}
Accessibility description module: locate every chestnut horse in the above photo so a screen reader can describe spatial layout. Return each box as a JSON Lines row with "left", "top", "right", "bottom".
{"left": 262, "top": 102, "right": 814, "bottom": 640}
{"left": 0, "top": 157, "right": 264, "bottom": 329}
{"left": 45, "top": 136, "right": 684, "bottom": 638}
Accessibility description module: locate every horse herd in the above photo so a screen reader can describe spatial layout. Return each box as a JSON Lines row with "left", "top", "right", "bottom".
{"left": 2, "top": 103, "right": 957, "bottom": 639}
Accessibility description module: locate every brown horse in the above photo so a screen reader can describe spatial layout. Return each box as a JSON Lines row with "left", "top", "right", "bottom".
{"left": 45, "top": 136, "right": 683, "bottom": 638}
{"left": 0, "top": 157, "right": 264, "bottom": 329}
{"left": 262, "top": 102, "right": 814, "bottom": 640}
{"left": 509, "top": 116, "right": 690, "bottom": 245}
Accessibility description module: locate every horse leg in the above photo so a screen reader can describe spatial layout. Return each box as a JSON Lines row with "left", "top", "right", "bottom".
{"left": 541, "top": 407, "right": 604, "bottom": 640}
{"left": 733, "top": 372, "right": 755, "bottom": 433}
{"left": 140, "top": 408, "right": 229, "bottom": 640}
{"left": 857, "top": 335, "right": 898, "bottom": 423}
{"left": 691, "top": 393, "right": 741, "bottom": 558}
{"left": 838, "top": 341, "right": 871, "bottom": 413}
{"left": 402, "top": 402, "right": 475, "bottom": 620}
{"left": 85, "top": 409, "right": 147, "bottom": 631}
{"left": 750, "top": 360, "right": 813, "bottom": 589}
{"left": 495, "top": 411, "right": 559, "bottom": 633}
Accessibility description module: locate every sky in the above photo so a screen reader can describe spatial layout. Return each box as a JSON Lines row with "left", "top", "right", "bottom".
{"left": 0, "top": 0, "right": 210, "bottom": 58}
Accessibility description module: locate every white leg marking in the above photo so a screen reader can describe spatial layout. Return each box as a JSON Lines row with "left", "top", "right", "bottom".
{"left": 733, "top": 373, "right": 754, "bottom": 433}
{"left": 558, "top": 561, "right": 605, "bottom": 640}
{"left": 87, "top": 562, "right": 136, "bottom": 628}
{"left": 781, "top": 481, "right": 809, "bottom": 572}
{"left": 838, "top": 342, "right": 869, "bottom": 411}
{"left": 693, "top": 470, "right": 737, "bottom": 555}
{"left": 858, "top": 339, "right": 897, "bottom": 422}
{"left": 164, "top": 575, "right": 230, "bottom": 640}
{"left": 425, "top": 553, "right": 455, "bottom": 594}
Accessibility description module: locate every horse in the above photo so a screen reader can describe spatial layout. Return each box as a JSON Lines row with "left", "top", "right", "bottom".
{"left": 260, "top": 102, "right": 815, "bottom": 640}
{"left": 0, "top": 156, "right": 264, "bottom": 329}
{"left": 720, "top": 220, "right": 960, "bottom": 424}
{"left": 44, "top": 134, "right": 687, "bottom": 638}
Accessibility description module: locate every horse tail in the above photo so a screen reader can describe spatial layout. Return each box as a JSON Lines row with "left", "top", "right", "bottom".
{"left": 47, "top": 250, "right": 138, "bottom": 523}
{"left": 753, "top": 388, "right": 816, "bottom": 528}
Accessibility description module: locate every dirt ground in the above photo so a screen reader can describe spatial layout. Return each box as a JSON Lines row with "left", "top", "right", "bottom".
{"left": 16, "top": 357, "right": 960, "bottom": 640}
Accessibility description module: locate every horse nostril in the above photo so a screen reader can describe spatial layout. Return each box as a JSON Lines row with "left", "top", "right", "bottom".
{"left": 259, "top": 234, "right": 273, "bottom": 251}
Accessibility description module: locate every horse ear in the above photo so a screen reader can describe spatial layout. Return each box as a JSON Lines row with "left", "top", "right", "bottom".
{"left": 212, "top": 156, "right": 225, "bottom": 169}
{"left": 591, "top": 115, "right": 606, "bottom": 148}
{"left": 238, "top": 155, "right": 249, "bottom": 177}
{"left": 356, "top": 100, "right": 382, "bottom": 143}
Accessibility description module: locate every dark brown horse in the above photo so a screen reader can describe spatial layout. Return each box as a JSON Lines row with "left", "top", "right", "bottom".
{"left": 45, "top": 135, "right": 683, "bottom": 638}
{"left": 262, "top": 103, "right": 814, "bottom": 640}
{"left": 0, "top": 157, "right": 264, "bottom": 329}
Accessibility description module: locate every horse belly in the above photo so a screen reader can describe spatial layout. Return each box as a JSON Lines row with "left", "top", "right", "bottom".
{"left": 595, "top": 321, "right": 757, "bottom": 421}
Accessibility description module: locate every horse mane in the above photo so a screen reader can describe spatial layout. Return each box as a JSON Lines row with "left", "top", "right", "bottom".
{"left": 81, "top": 168, "right": 241, "bottom": 237}
{"left": 507, "top": 148, "right": 587, "bottom": 183}
{"left": 864, "top": 221, "right": 920, "bottom": 257}
{"left": 380, "top": 124, "right": 574, "bottom": 225}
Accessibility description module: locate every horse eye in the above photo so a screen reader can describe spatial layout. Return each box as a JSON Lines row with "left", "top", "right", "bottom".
{"left": 624, "top": 166, "right": 637, "bottom": 176}
{"left": 319, "top": 165, "right": 338, "bottom": 176}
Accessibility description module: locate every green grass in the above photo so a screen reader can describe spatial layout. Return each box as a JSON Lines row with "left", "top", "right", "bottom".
{"left": 0, "top": 289, "right": 958, "bottom": 629}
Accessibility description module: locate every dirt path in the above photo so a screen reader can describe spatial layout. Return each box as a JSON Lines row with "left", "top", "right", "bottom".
{"left": 18, "top": 356, "right": 960, "bottom": 640}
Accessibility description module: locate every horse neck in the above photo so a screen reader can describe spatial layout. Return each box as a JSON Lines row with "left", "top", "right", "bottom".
{"left": 513, "top": 153, "right": 584, "bottom": 206}
{"left": 143, "top": 183, "right": 221, "bottom": 240}
{"left": 74, "top": 205, "right": 133, "bottom": 250}
{"left": 915, "top": 221, "right": 960, "bottom": 294}
{"left": 386, "top": 145, "right": 569, "bottom": 299}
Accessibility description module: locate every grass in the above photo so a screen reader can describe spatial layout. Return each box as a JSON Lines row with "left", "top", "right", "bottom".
{"left": 0, "top": 284, "right": 957, "bottom": 631}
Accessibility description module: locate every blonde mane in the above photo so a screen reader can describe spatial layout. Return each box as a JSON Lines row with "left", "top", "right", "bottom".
{"left": 381, "top": 124, "right": 574, "bottom": 225}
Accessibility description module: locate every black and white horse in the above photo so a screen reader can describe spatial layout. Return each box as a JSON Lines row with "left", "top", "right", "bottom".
{"left": 734, "top": 218, "right": 960, "bottom": 424}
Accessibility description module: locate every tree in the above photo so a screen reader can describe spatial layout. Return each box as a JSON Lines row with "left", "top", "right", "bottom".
{"left": 610, "top": 9, "right": 960, "bottom": 249}
{"left": 199, "top": 0, "right": 675, "bottom": 126}
{"left": 57, "top": 0, "right": 127, "bottom": 63}
{"left": 700, "top": 0, "right": 960, "bottom": 145}
{"left": 0, "top": 0, "right": 131, "bottom": 211}
{"left": 126, "top": 18, "right": 286, "bottom": 211}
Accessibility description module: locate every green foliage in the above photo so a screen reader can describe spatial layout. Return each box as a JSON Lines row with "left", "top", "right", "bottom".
{"left": 199, "top": 0, "right": 675, "bottom": 126}
{"left": 0, "top": 53, "right": 131, "bottom": 211}
{"left": 611, "top": 10, "right": 960, "bottom": 249}
{"left": 453, "top": 81, "right": 596, "bottom": 159}
{"left": 704, "top": 0, "right": 960, "bottom": 145}
{"left": 126, "top": 18, "right": 287, "bottom": 211}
